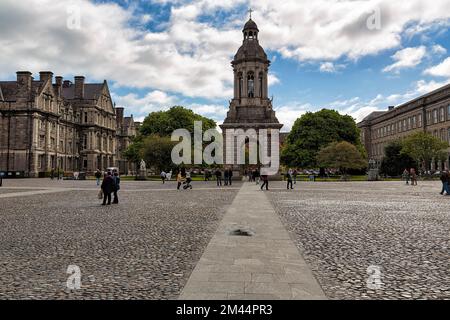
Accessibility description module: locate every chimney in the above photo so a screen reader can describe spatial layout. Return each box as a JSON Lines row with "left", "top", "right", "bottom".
{"left": 39, "top": 71, "right": 53, "bottom": 83}
{"left": 388, "top": 106, "right": 395, "bottom": 111}
{"left": 16, "top": 71, "right": 33, "bottom": 101}
{"left": 115, "top": 107, "right": 124, "bottom": 125}
{"left": 63, "top": 80, "right": 72, "bottom": 88}
{"left": 74, "top": 76, "right": 85, "bottom": 99}
{"left": 55, "top": 76, "right": 63, "bottom": 97}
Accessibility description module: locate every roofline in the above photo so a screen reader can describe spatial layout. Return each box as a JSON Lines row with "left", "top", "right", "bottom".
{"left": 358, "top": 81, "right": 450, "bottom": 126}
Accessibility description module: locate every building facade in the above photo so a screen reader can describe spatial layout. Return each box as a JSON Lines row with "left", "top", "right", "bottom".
{"left": 0, "top": 71, "right": 137, "bottom": 177}
{"left": 358, "top": 83, "right": 450, "bottom": 170}
{"left": 220, "top": 17, "right": 283, "bottom": 173}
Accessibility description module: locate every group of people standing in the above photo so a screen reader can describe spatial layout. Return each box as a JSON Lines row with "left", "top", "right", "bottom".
{"left": 215, "top": 168, "right": 233, "bottom": 186}
{"left": 176, "top": 168, "right": 193, "bottom": 190}
{"left": 98, "top": 169, "right": 121, "bottom": 205}
{"left": 402, "top": 168, "right": 418, "bottom": 186}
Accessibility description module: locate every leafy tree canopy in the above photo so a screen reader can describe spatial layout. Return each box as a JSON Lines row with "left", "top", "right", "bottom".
{"left": 380, "top": 140, "right": 417, "bottom": 176}
{"left": 140, "top": 106, "right": 216, "bottom": 137}
{"left": 281, "top": 109, "right": 365, "bottom": 167}
{"left": 316, "top": 141, "right": 367, "bottom": 173}
{"left": 140, "top": 134, "right": 177, "bottom": 172}
{"left": 401, "top": 131, "right": 448, "bottom": 169}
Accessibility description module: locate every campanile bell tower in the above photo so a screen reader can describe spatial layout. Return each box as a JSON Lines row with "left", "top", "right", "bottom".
{"left": 221, "top": 16, "right": 282, "bottom": 127}
{"left": 220, "top": 14, "right": 283, "bottom": 172}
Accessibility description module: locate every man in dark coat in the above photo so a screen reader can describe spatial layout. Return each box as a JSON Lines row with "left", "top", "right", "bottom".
{"left": 224, "top": 169, "right": 229, "bottom": 186}
{"left": 441, "top": 170, "right": 450, "bottom": 195}
{"left": 101, "top": 171, "right": 114, "bottom": 205}
{"left": 227, "top": 169, "right": 233, "bottom": 186}
{"left": 215, "top": 169, "right": 222, "bottom": 186}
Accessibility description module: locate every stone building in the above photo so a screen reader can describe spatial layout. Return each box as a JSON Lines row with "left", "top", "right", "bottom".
{"left": 220, "top": 17, "right": 283, "bottom": 173}
{"left": 358, "top": 83, "right": 450, "bottom": 170}
{"left": 0, "top": 71, "right": 137, "bottom": 177}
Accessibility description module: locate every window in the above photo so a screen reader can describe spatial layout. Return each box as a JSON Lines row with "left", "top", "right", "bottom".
{"left": 407, "top": 118, "right": 411, "bottom": 130}
{"left": 84, "top": 112, "right": 88, "bottom": 123}
{"left": 440, "top": 107, "right": 445, "bottom": 122}
{"left": 83, "top": 134, "right": 87, "bottom": 149}
{"left": 247, "top": 72, "right": 254, "bottom": 98}
{"left": 418, "top": 114, "right": 422, "bottom": 127}
{"left": 412, "top": 116, "right": 416, "bottom": 128}
{"left": 427, "top": 111, "right": 432, "bottom": 125}
{"left": 238, "top": 72, "right": 243, "bottom": 98}
{"left": 259, "top": 72, "right": 263, "bottom": 97}
{"left": 433, "top": 109, "right": 438, "bottom": 124}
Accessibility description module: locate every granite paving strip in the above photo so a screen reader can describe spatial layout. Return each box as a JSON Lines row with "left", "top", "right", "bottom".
{"left": 179, "top": 182, "right": 326, "bottom": 300}
{"left": 0, "top": 188, "right": 72, "bottom": 199}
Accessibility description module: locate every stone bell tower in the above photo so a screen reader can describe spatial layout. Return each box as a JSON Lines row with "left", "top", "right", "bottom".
{"left": 220, "top": 15, "right": 283, "bottom": 173}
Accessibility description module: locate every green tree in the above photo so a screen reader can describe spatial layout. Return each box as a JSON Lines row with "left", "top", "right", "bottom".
{"left": 380, "top": 140, "right": 417, "bottom": 176}
{"left": 281, "top": 109, "right": 365, "bottom": 168}
{"left": 123, "top": 137, "right": 143, "bottom": 176}
{"left": 401, "top": 131, "right": 448, "bottom": 170}
{"left": 140, "top": 106, "right": 216, "bottom": 137}
{"left": 140, "top": 134, "right": 176, "bottom": 172}
{"left": 317, "top": 141, "right": 367, "bottom": 176}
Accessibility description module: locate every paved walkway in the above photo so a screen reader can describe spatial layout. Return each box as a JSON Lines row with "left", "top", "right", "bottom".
{"left": 180, "top": 182, "right": 326, "bottom": 300}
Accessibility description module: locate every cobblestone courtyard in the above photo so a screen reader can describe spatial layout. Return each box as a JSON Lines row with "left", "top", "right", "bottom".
{"left": 0, "top": 179, "right": 240, "bottom": 299}
{"left": 268, "top": 180, "right": 450, "bottom": 300}
{"left": 0, "top": 179, "right": 449, "bottom": 300}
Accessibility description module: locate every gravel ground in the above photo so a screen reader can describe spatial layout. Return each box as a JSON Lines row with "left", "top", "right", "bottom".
{"left": 267, "top": 181, "right": 450, "bottom": 300}
{"left": 0, "top": 183, "right": 239, "bottom": 299}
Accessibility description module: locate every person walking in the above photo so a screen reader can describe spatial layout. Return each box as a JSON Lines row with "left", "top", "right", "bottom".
{"left": 260, "top": 174, "right": 269, "bottom": 191}
{"left": 286, "top": 169, "right": 294, "bottom": 190}
{"left": 50, "top": 168, "right": 55, "bottom": 180}
{"left": 402, "top": 168, "right": 410, "bottom": 185}
{"left": 224, "top": 169, "right": 229, "bottom": 186}
{"left": 95, "top": 169, "right": 102, "bottom": 186}
{"left": 183, "top": 170, "right": 193, "bottom": 189}
{"left": 101, "top": 171, "right": 114, "bottom": 205}
{"left": 112, "top": 170, "right": 120, "bottom": 204}
{"left": 228, "top": 168, "right": 233, "bottom": 186}
{"left": 440, "top": 170, "right": 449, "bottom": 195}
{"left": 410, "top": 168, "right": 418, "bottom": 186}
{"left": 177, "top": 168, "right": 186, "bottom": 190}
{"left": 215, "top": 168, "right": 222, "bottom": 186}
{"left": 160, "top": 170, "right": 167, "bottom": 184}
{"left": 293, "top": 169, "right": 298, "bottom": 184}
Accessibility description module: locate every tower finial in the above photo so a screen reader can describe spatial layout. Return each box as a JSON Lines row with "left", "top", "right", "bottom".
{"left": 248, "top": 8, "right": 253, "bottom": 20}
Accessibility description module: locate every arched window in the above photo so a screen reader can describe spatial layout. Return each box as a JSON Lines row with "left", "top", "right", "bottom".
{"left": 247, "top": 72, "right": 254, "bottom": 98}
{"left": 238, "top": 72, "right": 243, "bottom": 98}
{"left": 259, "top": 72, "right": 263, "bottom": 97}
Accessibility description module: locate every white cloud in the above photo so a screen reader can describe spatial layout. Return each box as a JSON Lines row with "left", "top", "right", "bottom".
{"left": 382, "top": 46, "right": 427, "bottom": 73}
{"left": 432, "top": 44, "right": 447, "bottom": 55}
{"left": 319, "top": 62, "right": 345, "bottom": 73}
{"left": 274, "top": 103, "right": 312, "bottom": 132}
{"left": 424, "top": 57, "right": 450, "bottom": 77}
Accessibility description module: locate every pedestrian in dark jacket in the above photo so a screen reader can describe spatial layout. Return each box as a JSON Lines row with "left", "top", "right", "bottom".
{"left": 440, "top": 171, "right": 447, "bottom": 195}
{"left": 112, "top": 170, "right": 120, "bottom": 204}
{"left": 227, "top": 169, "right": 233, "bottom": 186}
{"left": 224, "top": 169, "right": 229, "bottom": 186}
{"left": 101, "top": 172, "right": 114, "bottom": 205}
{"left": 215, "top": 169, "right": 222, "bottom": 186}
{"left": 286, "top": 169, "right": 293, "bottom": 189}
{"left": 260, "top": 174, "right": 269, "bottom": 190}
